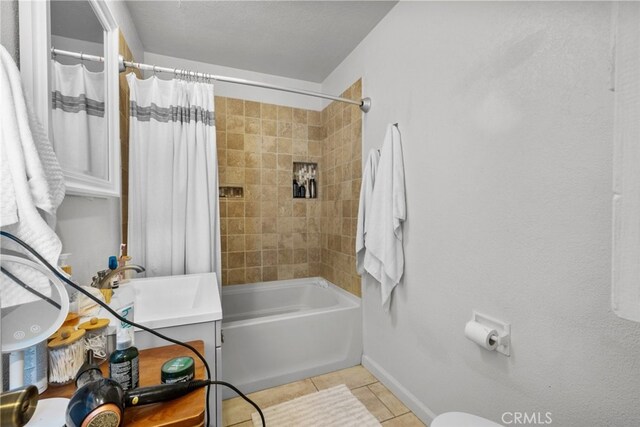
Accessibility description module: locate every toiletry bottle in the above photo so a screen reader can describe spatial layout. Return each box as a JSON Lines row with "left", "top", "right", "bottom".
{"left": 109, "top": 330, "right": 139, "bottom": 390}
{"left": 309, "top": 178, "right": 316, "bottom": 198}
{"left": 293, "top": 179, "right": 299, "bottom": 198}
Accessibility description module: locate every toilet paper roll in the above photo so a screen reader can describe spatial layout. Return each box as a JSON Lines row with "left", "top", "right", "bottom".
{"left": 464, "top": 321, "right": 499, "bottom": 351}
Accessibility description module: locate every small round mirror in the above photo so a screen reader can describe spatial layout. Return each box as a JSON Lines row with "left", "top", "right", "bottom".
{"left": 1, "top": 254, "right": 69, "bottom": 353}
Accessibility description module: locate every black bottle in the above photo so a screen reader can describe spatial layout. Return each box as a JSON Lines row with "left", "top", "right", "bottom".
{"left": 293, "top": 180, "right": 299, "bottom": 198}
{"left": 300, "top": 185, "right": 306, "bottom": 198}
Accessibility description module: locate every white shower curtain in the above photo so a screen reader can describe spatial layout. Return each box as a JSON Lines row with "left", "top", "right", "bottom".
{"left": 51, "top": 60, "right": 106, "bottom": 179}
{"left": 127, "top": 75, "right": 221, "bottom": 284}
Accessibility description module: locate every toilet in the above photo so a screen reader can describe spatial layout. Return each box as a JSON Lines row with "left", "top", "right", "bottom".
{"left": 431, "top": 412, "right": 503, "bottom": 427}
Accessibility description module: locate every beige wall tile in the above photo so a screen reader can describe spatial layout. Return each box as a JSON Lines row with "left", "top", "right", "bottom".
{"left": 228, "top": 252, "right": 245, "bottom": 269}
{"left": 227, "top": 150, "right": 245, "bottom": 167}
{"left": 244, "top": 100, "right": 260, "bottom": 118}
{"left": 245, "top": 117, "right": 261, "bottom": 135}
{"left": 245, "top": 234, "right": 261, "bottom": 251}
{"left": 262, "top": 119, "right": 277, "bottom": 136}
{"left": 246, "top": 251, "right": 261, "bottom": 267}
{"left": 227, "top": 98, "right": 244, "bottom": 116}
{"left": 227, "top": 115, "right": 245, "bottom": 134}
{"left": 277, "top": 138, "right": 292, "bottom": 154}
{"left": 261, "top": 103, "right": 277, "bottom": 120}
{"left": 278, "top": 122, "right": 292, "bottom": 138}
{"left": 262, "top": 136, "right": 277, "bottom": 152}
{"left": 262, "top": 153, "right": 277, "bottom": 169}
{"left": 227, "top": 133, "right": 244, "bottom": 150}
{"left": 245, "top": 168, "right": 261, "bottom": 184}
{"left": 277, "top": 105, "right": 293, "bottom": 122}
{"left": 216, "top": 88, "right": 361, "bottom": 291}
{"left": 293, "top": 108, "right": 308, "bottom": 124}
{"left": 244, "top": 134, "right": 261, "bottom": 153}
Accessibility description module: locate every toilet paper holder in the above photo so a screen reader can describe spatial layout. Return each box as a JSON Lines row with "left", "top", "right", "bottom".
{"left": 471, "top": 311, "right": 511, "bottom": 356}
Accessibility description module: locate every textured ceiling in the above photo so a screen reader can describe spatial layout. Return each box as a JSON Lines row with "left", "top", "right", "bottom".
{"left": 124, "top": 1, "right": 397, "bottom": 82}
{"left": 51, "top": 0, "right": 104, "bottom": 44}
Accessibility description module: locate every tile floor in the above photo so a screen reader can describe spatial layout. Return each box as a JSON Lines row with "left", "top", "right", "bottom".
{"left": 223, "top": 365, "right": 427, "bottom": 426}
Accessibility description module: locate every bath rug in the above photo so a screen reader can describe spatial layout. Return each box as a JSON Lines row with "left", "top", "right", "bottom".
{"left": 251, "top": 384, "right": 381, "bottom": 427}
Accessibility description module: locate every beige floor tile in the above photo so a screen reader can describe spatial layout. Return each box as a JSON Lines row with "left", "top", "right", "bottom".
{"left": 369, "top": 382, "right": 411, "bottom": 417}
{"left": 382, "top": 412, "right": 427, "bottom": 427}
{"left": 352, "top": 385, "right": 395, "bottom": 422}
{"left": 227, "top": 421, "right": 253, "bottom": 427}
{"left": 311, "top": 365, "right": 378, "bottom": 390}
{"left": 223, "top": 379, "right": 317, "bottom": 426}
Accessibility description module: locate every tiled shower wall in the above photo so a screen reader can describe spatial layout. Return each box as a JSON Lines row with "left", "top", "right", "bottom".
{"left": 216, "top": 97, "right": 325, "bottom": 285}
{"left": 319, "top": 80, "right": 363, "bottom": 296}
{"left": 217, "top": 79, "right": 362, "bottom": 296}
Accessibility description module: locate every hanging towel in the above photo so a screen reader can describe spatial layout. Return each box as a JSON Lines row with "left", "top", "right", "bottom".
{"left": 0, "top": 45, "right": 65, "bottom": 308}
{"left": 356, "top": 149, "right": 380, "bottom": 274}
{"left": 363, "top": 124, "right": 406, "bottom": 311}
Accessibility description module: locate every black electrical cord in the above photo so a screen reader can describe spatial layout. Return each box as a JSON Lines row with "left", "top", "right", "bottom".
{"left": 0, "top": 231, "right": 266, "bottom": 427}
{"left": 1, "top": 266, "right": 62, "bottom": 310}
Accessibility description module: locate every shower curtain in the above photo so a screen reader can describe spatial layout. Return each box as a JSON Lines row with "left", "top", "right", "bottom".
{"left": 127, "top": 75, "right": 221, "bottom": 283}
{"left": 51, "top": 60, "right": 106, "bottom": 178}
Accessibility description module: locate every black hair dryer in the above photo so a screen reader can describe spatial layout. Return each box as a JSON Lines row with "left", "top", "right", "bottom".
{"left": 66, "top": 351, "right": 210, "bottom": 427}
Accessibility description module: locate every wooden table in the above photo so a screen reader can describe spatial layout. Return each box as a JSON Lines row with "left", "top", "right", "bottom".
{"left": 41, "top": 340, "right": 206, "bottom": 427}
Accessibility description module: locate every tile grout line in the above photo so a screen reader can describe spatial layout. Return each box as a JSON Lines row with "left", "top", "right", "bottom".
{"left": 366, "top": 383, "right": 406, "bottom": 420}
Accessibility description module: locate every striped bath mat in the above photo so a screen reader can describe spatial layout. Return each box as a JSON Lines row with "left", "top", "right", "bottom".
{"left": 251, "top": 384, "right": 381, "bottom": 427}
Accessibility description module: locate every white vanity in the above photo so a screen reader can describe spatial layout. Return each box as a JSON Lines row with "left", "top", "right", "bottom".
{"left": 130, "top": 273, "right": 223, "bottom": 427}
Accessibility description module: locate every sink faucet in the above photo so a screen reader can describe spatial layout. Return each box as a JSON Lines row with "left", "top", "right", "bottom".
{"left": 92, "top": 264, "right": 145, "bottom": 290}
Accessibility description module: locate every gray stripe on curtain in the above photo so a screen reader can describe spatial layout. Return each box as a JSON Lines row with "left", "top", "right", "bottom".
{"left": 51, "top": 91, "right": 105, "bottom": 117}
{"left": 129, "top": 101, "right": 215, "bottom": 126}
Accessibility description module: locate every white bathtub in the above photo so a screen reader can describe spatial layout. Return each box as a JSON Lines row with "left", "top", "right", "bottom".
{"left": 221, "top": 277, "right": 362, "bottom": 398}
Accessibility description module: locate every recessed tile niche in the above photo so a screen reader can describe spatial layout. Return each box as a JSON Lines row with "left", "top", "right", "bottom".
{"left": 293, "top": 162, "right": 318, "bottom": 199}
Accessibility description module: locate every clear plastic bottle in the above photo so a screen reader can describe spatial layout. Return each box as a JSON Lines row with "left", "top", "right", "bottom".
{"left": 109, "top": 330, "right": 139, "bottom": 391}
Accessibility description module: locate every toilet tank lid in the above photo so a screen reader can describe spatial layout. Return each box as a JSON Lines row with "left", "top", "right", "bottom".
{"left": 431, "top": 412, "right": 503, "bottom": 427}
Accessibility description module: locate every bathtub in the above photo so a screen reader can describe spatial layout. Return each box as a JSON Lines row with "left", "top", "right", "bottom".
{"left": 221, "top": 277, "right": 362, "bottom": 398}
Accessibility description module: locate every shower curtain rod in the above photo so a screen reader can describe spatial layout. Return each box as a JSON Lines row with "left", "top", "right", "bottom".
{"left": 51, "top": 47, "right": 371, "bottom": 112}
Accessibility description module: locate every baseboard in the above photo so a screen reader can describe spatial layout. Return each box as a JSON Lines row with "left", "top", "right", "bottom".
{"left": 362, "top": 355, "right": 437, "bottom": 425}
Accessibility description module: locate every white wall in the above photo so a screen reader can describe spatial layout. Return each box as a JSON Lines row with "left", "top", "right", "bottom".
{"left": 108, "top": 0, "right": 144, "bottom": 60}
{"left": 322, "top": 2, "right": 640, "bottom": 426}
{"left": 0, "top": 0, "right": 19, "bottom": 62}
{"left": 143, "top": 52, "right": 323, "bottom": 110}
{"left": 55, "top": 196, "right": 121, "bottom": 285}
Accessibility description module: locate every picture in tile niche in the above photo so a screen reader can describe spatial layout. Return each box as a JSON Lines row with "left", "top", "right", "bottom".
{"left": 293, "top": 162, "right": 318, "bottom": 199}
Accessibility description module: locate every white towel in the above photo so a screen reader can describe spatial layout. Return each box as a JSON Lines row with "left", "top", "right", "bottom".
{"left": 356, "top": 149, "right": 380, "bottom": 274}
{"left": 0, "top": 45, "right": 65, "bottom": 308}
{"left": 363, "top": 124, "right": 406, "bottom": 311}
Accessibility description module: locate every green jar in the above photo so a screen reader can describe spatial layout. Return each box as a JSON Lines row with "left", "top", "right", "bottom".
{"left": 161, "top": 356, "right": 195, "bottom": 384}
{"left": 109, "top": 331, "right": 139, "bottom": 390}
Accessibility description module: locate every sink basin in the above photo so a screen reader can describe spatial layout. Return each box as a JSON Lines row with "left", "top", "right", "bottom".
{"left": 129, "top": 272, "right": 222, "bottom": 330}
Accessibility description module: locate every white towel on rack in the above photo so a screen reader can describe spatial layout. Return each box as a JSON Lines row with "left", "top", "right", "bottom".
{"left": 0, "top": 45, "right": 65, "bottom": 308}
{"left": 356, "top": 149, "right": 380, "bottom": 275}
{"left": 363, "top": 124, "right": 406, "bottom": 311}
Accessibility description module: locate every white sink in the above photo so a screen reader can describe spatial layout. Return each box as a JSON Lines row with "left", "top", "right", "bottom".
{"left": 129, "top": 272, "right": 222, "bottom": 330}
